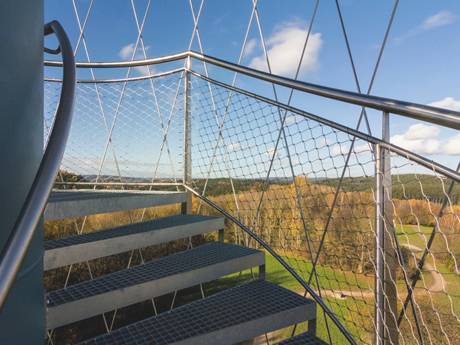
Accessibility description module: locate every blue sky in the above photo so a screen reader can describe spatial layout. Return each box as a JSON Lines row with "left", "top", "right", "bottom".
{"left": 44, "top": 1, "right": 460, "bottom": 178}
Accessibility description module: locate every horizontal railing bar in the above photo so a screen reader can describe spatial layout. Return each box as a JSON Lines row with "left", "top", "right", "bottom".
{"left": 54, "top": 181, "right": 183, "bottom": 187}
{"left": 190, "top": 70, "right": 460, "bottom": 183}
{"left": 45, "top": 67, "right": 184, "bottom": 84}
{"left": 45, "top": 50, "right": 460, "bottom": 130}
{"left": 45, "top": 51, "right": 188, "bottom": 68}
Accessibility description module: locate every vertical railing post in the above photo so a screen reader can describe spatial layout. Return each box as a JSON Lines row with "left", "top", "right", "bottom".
{"left": 382, "top": 111, "right": 399, "bottom": 345}
{"left": 375, "top": 112, "right": 398, "bottom": 345}
{"left": 375, "top": 142, "right": 385, "bottom": 345}
{"left": 182, "top": 56, "right": 192, "bottom": 215}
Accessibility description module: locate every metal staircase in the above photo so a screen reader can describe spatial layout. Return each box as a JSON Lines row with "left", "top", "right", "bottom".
{"left": 44, "top": 189, "right": 320, "bottom": 343}
{"left": 1, "top": 12, "right": 459, "bottom": 345}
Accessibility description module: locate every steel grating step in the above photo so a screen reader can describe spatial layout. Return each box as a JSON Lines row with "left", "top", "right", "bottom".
{"left": 277, "top": 332, "right": 328, "bottom": 345}
{"left": 44, "top": 214, "right": 224, "bottom": 270}
{"left": 45, "top": 189, "right": 186, "bottom": 220}
{"left": 77, "top": 280, "right": 316, "bottom": 345}
{"left": 46, "top": 242, "right": 264, "bottom": 329}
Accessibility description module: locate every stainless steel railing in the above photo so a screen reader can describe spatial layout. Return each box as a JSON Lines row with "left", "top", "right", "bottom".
{"left": 43, "top": 48, "right": 460, "bottom": 345}
{"left": 0, "top": 20, "right": 75, "bottom": 309}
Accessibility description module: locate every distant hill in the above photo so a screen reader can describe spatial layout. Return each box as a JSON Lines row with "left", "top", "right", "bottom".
{"left": 321, "top": 174, "right": 460, "bottom": 203}
{"left": 57, "top": 171, "right": 459, "bottom": 203}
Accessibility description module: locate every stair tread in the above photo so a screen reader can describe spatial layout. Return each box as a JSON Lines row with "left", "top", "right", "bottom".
{"left": 277, "top": 332, "right": 328, "bottom": 345}
{"left": 45, "top": 214, "right": 220, "bottom": 250}
{"left": 45, "top": 189, "right": 186, "bottom": 220}
{"left": 48, "top": 189, "right": 184, "bottom": 202}
{"left": 78, "top": 280, "right": 315, "bottom": 345}
{"left": 47, "top": 242, "right": 261, "bottom": 307}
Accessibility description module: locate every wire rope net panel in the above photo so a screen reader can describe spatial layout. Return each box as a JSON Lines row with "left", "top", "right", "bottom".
{"left": 189, "top": 74, "right": 460, "bottom": 345}
{"left": 44, "top": 72, "right": 185, "bottom": 187}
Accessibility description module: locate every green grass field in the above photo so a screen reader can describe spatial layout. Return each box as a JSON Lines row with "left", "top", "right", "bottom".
{"left": 396, "top": 223, "right": 460, "bottom": 315}
{"left": 211, "top": 252, "right": 373, "bottom": 344}
{"left": 212, "top": 223, "right": 459, "bottom": 344}
{"left": 395, "top": 223, "right": 433, "bottom": 249}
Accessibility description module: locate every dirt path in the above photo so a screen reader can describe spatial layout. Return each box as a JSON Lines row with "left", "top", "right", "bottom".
{"left": 294, "top": 243, "right": 445, "bottom": 301}
{"left": 251, "top": 244, "right": 446, "bottom": 344}
{"left": 401, "top": 243, "right": 445, "bottom": 292}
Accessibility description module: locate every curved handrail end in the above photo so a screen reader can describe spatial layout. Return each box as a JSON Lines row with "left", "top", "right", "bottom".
{"left": 0, "top": 20, "right": 75, "bottom": 310}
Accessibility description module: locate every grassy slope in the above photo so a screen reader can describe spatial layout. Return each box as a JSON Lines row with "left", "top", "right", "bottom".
{"left": 213, "top": 227, "right": 460, "bottom": 344}
{"left": 395, "top": 224, "right": 433, "bottom": 249}
{"left": 212, "top": 253, "right": 372, "bottom": 344}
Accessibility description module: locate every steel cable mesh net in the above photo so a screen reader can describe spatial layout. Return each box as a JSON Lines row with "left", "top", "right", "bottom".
{"left": 44, "top": 72, "right": 185, "bottom": 185}
{"left": 388, "top": 160, "right": 460, "bottom": 345}
{"left": 189, "top": 75, "right": 460, "bottom": 345}
{"left": 43, "top": 71, "right": 459, "bottom": 344}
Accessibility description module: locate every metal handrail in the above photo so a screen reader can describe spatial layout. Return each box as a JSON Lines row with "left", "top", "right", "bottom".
{"left": 0, "top": 20, "right": 75, "bottom": 310}
{"left": 183, "top": 184, "right": 358, "bottom": 345}
{"left": 45, "top": 67, "right": 184, "bottom": 84}
{"left": 45, "top": 51, "right": 189, "bottom": 68}
{"left": 45, "top": 50, "right": 460, "bottom": 130}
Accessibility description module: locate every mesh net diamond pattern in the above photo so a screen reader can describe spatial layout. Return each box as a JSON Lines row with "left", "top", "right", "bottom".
{"left": 44, "top": 70, "right": 459, "bottom": 345}
{"left": 189, "top": 74, "right": 460, "bottom": 345}
{"left": 45, "top": 72, "right": 185, "bottom": 184}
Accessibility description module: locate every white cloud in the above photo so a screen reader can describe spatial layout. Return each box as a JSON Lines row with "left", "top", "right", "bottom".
{"left": 284, "top": 115, "right": 300, "bottom": 125}
{"left": 444, "top": 135, "right": 460, "bottom": 155}
{"left": 390, "top": 123, "right": 459, "bottom": 156}
{"left": 249, "top": 22, "right": 322, "bottom": 77}
{"left": 329, "top": 143, "right": 371, "bottom": 157}
{"left": 355, "top": 143, "right": 372, "bottom": 154}
{"left": 227, "top": 143, "right": 241, "bottom": 151}
{"left": 266, "top": 147, "right": 277, "bottom": 157}
{"left": 331, "top": 143, "right": 371, "bottom": 156}
{"left": 135, "top": 65, "right": 153, "bottom": 76}
{"left": 118, "top": 43, "right": 153, "bottom": 76}
{"left": 429, "top": 97, "right": 460, "bottom": 111}
{"left": 422, "top": 10, "right": 456, "bottom": 30}
{"left": 391, "top": 134, "right": 440, "bottom": 155}
{"left": 243, "top": 38, "right": 257, "bottom": 58}
{"left": 318, "top": 137, "right": 330, "bottom": 148}
{"left": 119, "top": 43, "right": 136, "bottom": 60}
{"left": 403, "top": 123, "right": 439, "bottom": 140}
{"left": 332, "top": 144, "right": 348, "bottom": 156}
{"left": 395, "top": 10, "right": 456, "bottom": 43}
